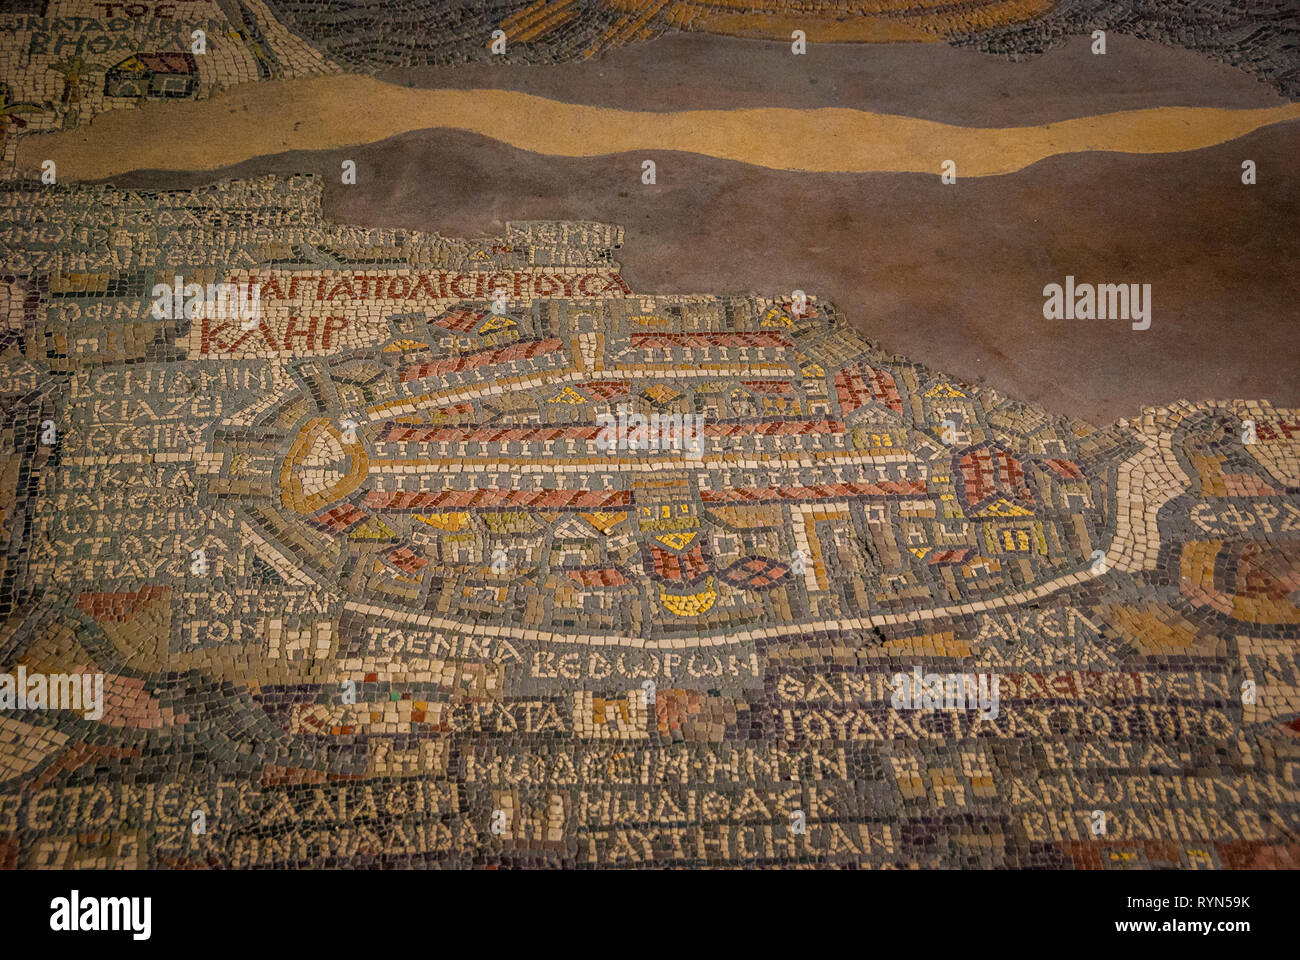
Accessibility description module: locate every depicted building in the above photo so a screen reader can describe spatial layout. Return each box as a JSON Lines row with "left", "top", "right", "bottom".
{"left": 103, "top": 54, "right": 199, "bottom": 99}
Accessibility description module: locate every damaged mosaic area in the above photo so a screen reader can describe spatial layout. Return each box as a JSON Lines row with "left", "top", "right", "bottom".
{"left": 0, "top": 175, "right": 1297, "bottom": 868}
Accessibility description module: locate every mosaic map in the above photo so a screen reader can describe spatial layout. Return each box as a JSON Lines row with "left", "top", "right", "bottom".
{"left": 0, "top": 1, "right": 1297, "bottom": 870}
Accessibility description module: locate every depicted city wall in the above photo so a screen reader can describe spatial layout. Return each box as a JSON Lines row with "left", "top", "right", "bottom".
{"left": 0, "top": 175, "right": 1296, "bottom": 867}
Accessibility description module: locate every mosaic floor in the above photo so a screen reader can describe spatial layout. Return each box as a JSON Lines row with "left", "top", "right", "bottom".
{"left": 0, "top": 1, "right": 1297, "bottom": 869}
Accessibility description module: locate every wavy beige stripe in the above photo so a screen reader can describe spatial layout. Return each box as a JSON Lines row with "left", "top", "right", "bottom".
{"left": 17, "top": 76, "right": 1300, "bottom": 180}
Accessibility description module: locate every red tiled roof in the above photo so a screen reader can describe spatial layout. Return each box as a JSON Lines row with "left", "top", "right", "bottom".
{"left": 133, "top": 53, "right": 197, "bottom": 74}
